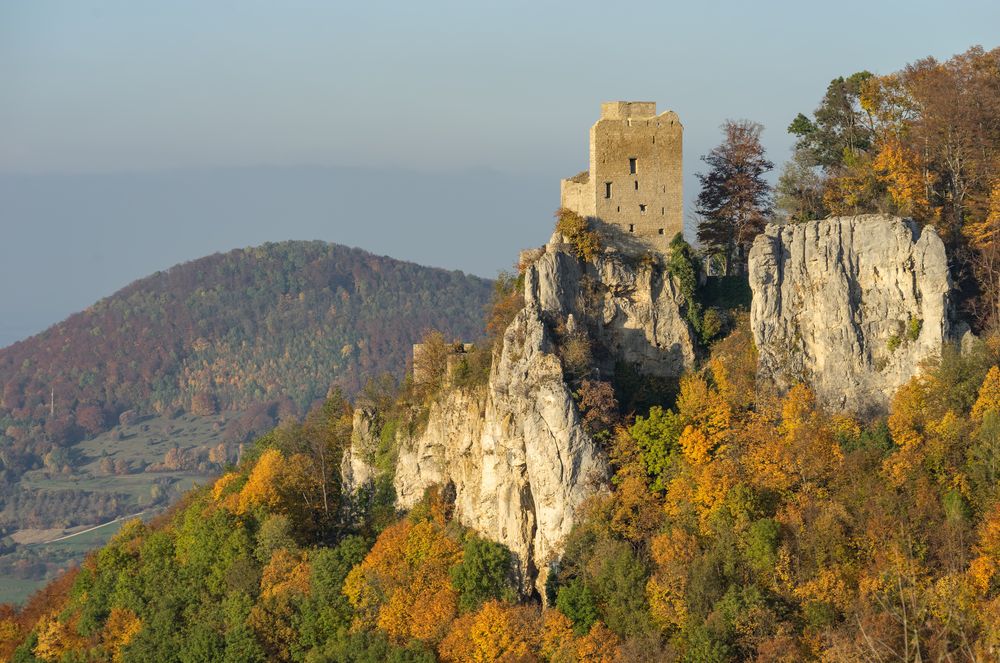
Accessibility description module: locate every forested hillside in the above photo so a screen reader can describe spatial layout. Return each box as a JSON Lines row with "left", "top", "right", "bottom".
{"left": 5, "top": 317, "right": 1000, "bottom": 661}
{"left": 4, "top": 44, "right": 1000, "bottom": 662}
{"left": 0, "top": 241, "right": 491, "bottom": 543}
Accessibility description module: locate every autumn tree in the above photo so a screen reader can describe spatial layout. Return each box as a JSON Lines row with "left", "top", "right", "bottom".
{"left": 412, "top": 329, "right": 453, "bottom": 399}
{"left": 438, "top": 600, "right": 540, "bottom": 662}
{"left": 541, "top": 610, "right": 621, "bottom": 663}
{"left": 342, "top": 518, "right": 462, "bottom": 644}
{"left": 965, "top": 181, "right": 1000, "bottom": 326}
{"left": 696, "top": 120, "right": 774, "bottom": 274}
{"left": 901, "top": 47, "right": 1000, "bottom": 242}
{"left": 248, "top": 548, "right": 311, "bottom": 662}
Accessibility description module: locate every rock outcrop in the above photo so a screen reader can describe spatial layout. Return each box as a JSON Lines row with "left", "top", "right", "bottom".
{"left": 340, "top": 406, "right": 378, "bottom": 495}
{"left": 526, "top": 233, "right": 697, "bottom": 378}
{"left": 749, "top": 214, "right": 952, "bottom": 414}
{"left": 351, "top": 233, "right": 697, "bottom": 596}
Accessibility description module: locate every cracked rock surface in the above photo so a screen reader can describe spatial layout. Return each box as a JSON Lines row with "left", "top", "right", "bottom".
{"left": 390, "top": 235, "right": 696, "bottom": 595}
{"left": 749, "top": 214, "right": 952, "bottom": 415}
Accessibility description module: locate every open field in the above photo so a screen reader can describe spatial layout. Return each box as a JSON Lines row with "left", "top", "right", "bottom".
{"left": 1, "top": 413, "right": 240, "bottom": 606}
{"left": 0, "top": 515, "right": 140, "bottom": 605}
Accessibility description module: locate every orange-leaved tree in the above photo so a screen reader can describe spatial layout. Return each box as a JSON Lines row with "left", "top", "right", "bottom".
{"left": 438, "top": 600, "right": 540, "bottom": 662}
{"left": 342, "top": 517, "right": 462, "bottom": 644}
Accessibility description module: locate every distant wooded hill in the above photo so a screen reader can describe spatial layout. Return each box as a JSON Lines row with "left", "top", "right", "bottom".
{"left": 0, "top": 241, "right": 493, "bottom": 481}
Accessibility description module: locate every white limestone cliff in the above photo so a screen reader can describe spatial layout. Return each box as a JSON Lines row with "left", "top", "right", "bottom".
{"left": 349, "top": 234, "right": 697, "bottom": 595}
{"left": 749, "top": 214, "right": 952, "bottom": 415}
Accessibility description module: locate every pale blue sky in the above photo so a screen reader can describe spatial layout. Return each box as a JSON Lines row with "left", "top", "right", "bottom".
{"left": 1, "top": 1, "right": 998, "bottom": 345}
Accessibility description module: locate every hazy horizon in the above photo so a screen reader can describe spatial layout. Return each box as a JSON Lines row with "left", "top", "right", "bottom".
{"left": 3, "top": 1, "right": 998, "bottom": 346}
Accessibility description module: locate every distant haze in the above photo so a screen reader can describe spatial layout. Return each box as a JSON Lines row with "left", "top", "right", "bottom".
{"left": 2, "top": 1, "right": 998, "bottom": 346}
{"left": 0, "top": 167, "right": 551, "bottom": 347}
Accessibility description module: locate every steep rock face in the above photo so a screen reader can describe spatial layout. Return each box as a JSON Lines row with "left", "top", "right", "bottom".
{"left": 340, "top": 406, "right": 378, "bottom": 495}
{"left": 389, "top": 236, "right": 696, "bottom": 595}
{"left": 527, "top": 234, "right": 697, "bottom": 378}
{"left": 749, "top": 214, "right": 951, "bottom": 414}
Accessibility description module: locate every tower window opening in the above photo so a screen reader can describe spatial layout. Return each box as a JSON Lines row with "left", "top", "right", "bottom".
{"left": 639, "top": 204, "right": 647, "bottom": 213}
{"left": 629, "top": 158, "right": 637, "bottom": 174}
{"left": 605, "top": 182, "right": 612, "bottom": 199}
{"left": 634, "top": 181, "right": 639, "bottom": 191}
{"left": 658, "top": 228, "right": 664, "bottom": 235}
{"left": 629, "top": 224, "right": 634, "bottom": 233}
{"left": 617, "top": 206, "right": 620, "bottom": 212}
{"left": 661, "top": 207, "right": 665, "bottom": 215}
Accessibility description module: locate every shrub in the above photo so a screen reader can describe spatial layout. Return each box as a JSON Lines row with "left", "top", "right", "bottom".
{"left": 558, "top": 331, "right": 594, "bottom": 381}
{"left": 575, "top": 380, "right": 620, "bottom": 439}
{"left": 555, "top": 578, "right": 599, "bottom": 635}
{"left": 743, "top": 518, "right": 780, "bottom": 574}
{"left": 485, "top": 271, "right": 524, "bottom": 345}
{"left": 666, "top": 234, "right": 704, "bottom": 336}
{"left": 629, "top": 406, "right": 684, "bottom": 491}
{"left": 449, "top": 536, "right": 518, "bottom": 613}
{"left": 700, "top": 308, "right": 725, "bottom": 345}
{"left": 555, "top": 208, "right": 601, "bottom": 261}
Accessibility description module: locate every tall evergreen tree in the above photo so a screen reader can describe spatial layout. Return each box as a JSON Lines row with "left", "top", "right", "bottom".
{"left": 696, "top": 120, "right": 774, "bottom": 275}
{"left": 788, "top": 71, "right": 875, "bottom": 169}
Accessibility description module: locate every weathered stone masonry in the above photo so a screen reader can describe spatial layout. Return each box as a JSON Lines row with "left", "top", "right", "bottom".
{"left": 560, "top": 101, "right": 683, "bottom": 251}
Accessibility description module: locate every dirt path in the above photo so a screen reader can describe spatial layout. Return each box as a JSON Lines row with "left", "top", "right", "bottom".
{"left": 27, "top": 510, "right": 148, "bottom": 545}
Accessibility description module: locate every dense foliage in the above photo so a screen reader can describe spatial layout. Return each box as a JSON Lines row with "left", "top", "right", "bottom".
{"left": 5, "top": 43, "right": 1000, "bottom": 663}
{"left": 8, "top": 313, "right": 1000, "bottom": 661}
{"left": 0, "top": 241, "right": 491, "bottom": 530}
{"left": 777, "top": 46, "right": 1000, "bottom": 327}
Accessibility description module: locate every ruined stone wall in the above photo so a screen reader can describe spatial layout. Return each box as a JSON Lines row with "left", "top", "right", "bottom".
{"left": 560, "top": 101, "right": 683, "bottom": 253}
{"left": 559, "top": 172, "right": 594, "bottom": 218}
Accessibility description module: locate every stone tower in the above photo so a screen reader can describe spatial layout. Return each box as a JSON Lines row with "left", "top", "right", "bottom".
{"left": 560, "top": 101, "right": 683, "bottom": 251}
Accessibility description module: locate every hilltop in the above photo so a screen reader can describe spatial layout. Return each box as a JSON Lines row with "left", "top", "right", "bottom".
{"left": 0, "top": 241, "right": 492, "bottom": 600}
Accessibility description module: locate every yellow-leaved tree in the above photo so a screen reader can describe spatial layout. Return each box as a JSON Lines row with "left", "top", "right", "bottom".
{"left": 237, "top": 448, "right": 287, "bottom": 514}
{"left": 248, "top": 548, "right": 311, "bottom": 662}
{"left": 102, "top": 607, "right": 142, "bottom": 663}
{"left": 972, "top": 365, "right": 1000, "bottom": 421}
{"left": 540, "top": 610, "right": 621, "bottom": 663}
{"left": 437, "top": 600, "right": 539, "bottom": 662}
{"left": 342, "top": 518, "right": 462, "bottom": 643}
{"left": 33, "top": 613, "right": 84, "bottom": 662}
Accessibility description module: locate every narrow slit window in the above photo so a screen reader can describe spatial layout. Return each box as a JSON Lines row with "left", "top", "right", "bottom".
{"left": 639, "top": 204, "right": 647, "bottom": 213}
{"left": 605, "top": 182, "right": 612, "bottom": 199}
{"left": 628, "top": 224, "right": 634, "bottom": 233}
{"left": 661, "top": 207, "right": 665, "bottom": 215}
{"left": 629, "top": 158, "right": 637, "bottom": 174}
{"left": 634, "top": 181, "right": 639, "bottom": 191}
{"left": 617, "top": 205, "right": 620, "bottom": 212}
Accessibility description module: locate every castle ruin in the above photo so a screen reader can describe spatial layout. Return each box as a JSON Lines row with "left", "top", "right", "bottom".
{"left": 560, "top": 101, "right": 683, "bottom": 251}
